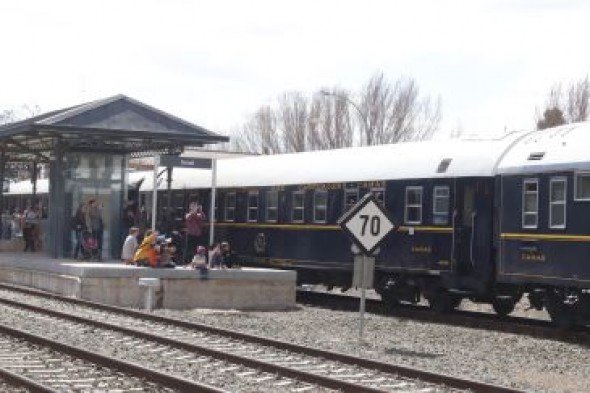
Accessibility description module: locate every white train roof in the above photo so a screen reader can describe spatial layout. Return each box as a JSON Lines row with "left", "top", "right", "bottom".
{"left": 495, "top": 122, "right": 590, "bottom": 174}
{"left": 18, "top": 122, "right": 590, "bottom": 196}
{"left": 140, "top": 131, "right": 529, "bottom": 191}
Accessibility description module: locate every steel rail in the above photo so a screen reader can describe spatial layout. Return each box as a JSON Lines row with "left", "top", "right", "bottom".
{"left": 0, "top": 296, "right": 386, "bottom": 393}
{"left": 0, "top": 320, "right": 226, "bottom": 393}
{"left": 296, "top": 290, "right": 590, "bottom": 346}
{"left": 0, "top": 283, "right": 523, "bottom": 393}
{"left": 0, "top": 366, "right": 58, "bottom": 393}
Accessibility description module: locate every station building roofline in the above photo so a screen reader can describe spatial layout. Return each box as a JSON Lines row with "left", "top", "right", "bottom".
{"left": 0, "top": 94, "right": 229, "bottom": 163}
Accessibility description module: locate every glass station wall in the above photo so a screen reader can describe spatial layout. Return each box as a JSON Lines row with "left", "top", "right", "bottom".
{"left": 62, "top": 153, "right": 126, "bottom": 259}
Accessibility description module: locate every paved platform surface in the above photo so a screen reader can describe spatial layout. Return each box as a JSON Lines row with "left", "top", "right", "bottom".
{"left": 0, "top": 253, "right": 296, "bottom": 310}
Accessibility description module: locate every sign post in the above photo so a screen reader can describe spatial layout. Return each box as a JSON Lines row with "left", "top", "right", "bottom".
{"left": 151, "top": 155, "right": 160, "bottom": 232}
{"left": 338, "top": 193, "right": 395, "bottom": 350}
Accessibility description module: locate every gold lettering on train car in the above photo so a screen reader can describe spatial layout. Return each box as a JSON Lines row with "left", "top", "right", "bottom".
{"left": 359, "top": 180, "right": 386, "bottom": 188}
{"left": 411, "top": 245, "right": 432, "bottom": 254}
{"left": 302, "top": 183, "right": 342, "bottom": 191}
{"left": 520, "top": 252, "right": 547, "bottom": 262}
{"left": 438, "top": 260, "right": 450, "bottom": 266}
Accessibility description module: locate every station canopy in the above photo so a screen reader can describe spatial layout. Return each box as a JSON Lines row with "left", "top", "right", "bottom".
{"left": 0, "top": 94, "right": 229, "bottom": 163}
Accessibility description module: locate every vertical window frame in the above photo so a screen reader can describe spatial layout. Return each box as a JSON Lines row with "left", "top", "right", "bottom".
{"left": 344, "top": 186, "right": 359, "bottom": 212}
{"left": 574, "top": 171, "right": 590, "bottom": 201}
{"left": 247, "top": 191, "right": 259, "bottom": 223}
{"left": 224, "top": 192, "right": 236, "bottom": 222}
{"left": 313, "top": 190, "right": 328, "bottom": 223}
{"left": 266, "top": 190, "right": 278, "bottom": 223}
{"left": 291, "top": 190, "right": 305, "bottom": 223}
{"left": 432, "top": 185, "right": 450, "bottom": 225}
{"left": 522, "top": 178, "right": 539, "bottom": 229}
{"left": 549, "top": 177, "right": 567, "bottom": 229}
{"left": 405, "top": 186, "right": 423, "bottom": 225}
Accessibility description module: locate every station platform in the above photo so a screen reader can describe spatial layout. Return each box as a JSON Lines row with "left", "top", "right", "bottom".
{"left": 0, "top": 253, "right": 296, "bottom": 310}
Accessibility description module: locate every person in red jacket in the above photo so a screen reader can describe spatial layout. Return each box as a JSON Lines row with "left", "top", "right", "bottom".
{"left": 184, "top": 202, "right": 207, "bottom": 263}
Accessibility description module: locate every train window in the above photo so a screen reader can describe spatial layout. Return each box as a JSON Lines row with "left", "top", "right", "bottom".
{"left": 266, "top": 190, "right": 278, "bottom": 222}
{"left": 549, "top": 178, "right": 566, "bottom": 229}
{"left": 574, "top": 172, "right": 590, "bottom": 201}
{"left": 433, "top": 186, "right": 450, "bottom": 225}
{"left": 291, "top": 191, "right": 305, "bottom": 223}
{"left": 522, "top": 179, "right": 538, "bottom": 229}
{"left": 313, "top": 190, "right": 328, "bottom": 223}
{"left": 344, "top": 186, "right": 359, "bottom": 212}
{"left": 371, "top": 188, "right": 385, "bottom": 205}
{"left": 224, "top": 192, "right": 236, "bottom": 222}
{"left": 405, "top": 186, "right": 423, "bottom": 224}
{"left": 247, "top": 191, "right": 259, "bottom": 222}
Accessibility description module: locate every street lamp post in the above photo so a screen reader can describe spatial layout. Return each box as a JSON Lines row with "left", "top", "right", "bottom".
{"left": 320, "top": 90, "right": 370, "bottom": 144}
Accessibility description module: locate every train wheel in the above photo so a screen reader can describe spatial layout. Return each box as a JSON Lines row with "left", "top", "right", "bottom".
{"left": 546, "top": 292, "right": 577, "bottom": 329}
{"left": 377, "top": 277, "right": 399, "bottom": 309}
{"left": 426, "top": 291, "right": 461, "bottom": 313}
{"left": 492, "top": 298, "right": 516, "bottom": 317}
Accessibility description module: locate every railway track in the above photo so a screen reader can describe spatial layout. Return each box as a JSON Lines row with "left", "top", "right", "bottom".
{"left": 0, "top": 321, "right": 220, "bottom": 392}
{"left": 0, "top": 283, "right": 522, "bottom": 393}
{"left": 296, "top": 290, "right": 590, "bottom": 346}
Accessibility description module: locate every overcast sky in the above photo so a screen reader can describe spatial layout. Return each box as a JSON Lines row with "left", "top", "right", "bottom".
{"left": 1, "top": 0, "right": 589, "bottom": 139}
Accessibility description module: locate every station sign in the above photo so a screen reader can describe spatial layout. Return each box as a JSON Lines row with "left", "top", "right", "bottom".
{"left": 338, "top": 193, "right": 395, "bottom": 255}
{"left": 160, "top": 155, "right": 212, "bottom": 169}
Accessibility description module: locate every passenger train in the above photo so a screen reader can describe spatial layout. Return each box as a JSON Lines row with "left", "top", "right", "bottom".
{"left": 7, "top": 123, "right": 590, "bottom": 327}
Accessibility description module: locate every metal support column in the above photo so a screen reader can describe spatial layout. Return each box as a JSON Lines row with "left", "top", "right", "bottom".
{"left": 31, "top": 161, "right": 38, "bottom": 198}
{"left": 0, "top": 147, "right": 5, "bottom": 214}
{"left": 166, "top": 166, "right": 173, "bottom": 232}
{"left": 48, "top": 139, "right": 65, "bottom": 258}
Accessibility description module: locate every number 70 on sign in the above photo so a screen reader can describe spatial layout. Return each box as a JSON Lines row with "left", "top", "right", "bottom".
{"left": 338, "top": 193, "right": 396, "bottom": 255}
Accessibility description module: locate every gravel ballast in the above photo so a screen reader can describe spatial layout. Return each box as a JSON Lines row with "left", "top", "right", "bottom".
{"left": 0, "top": 287, "right": 587, "bottom": 392}
{"left": 155, "top": 303, "right": 589, "bottom": 393}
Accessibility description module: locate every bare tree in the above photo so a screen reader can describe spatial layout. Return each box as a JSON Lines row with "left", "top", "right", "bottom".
{"left": 566, "top": 76, "right": 589, "bottom": 123}
{"left": 536, "top": 76, "right": 590, "bottom": 129}
{"left": 230, "top": 71, "right": 442, "bottom": 153}
{"left": 308, "top": 88, "right": 354, "bottom": 150}
{"left": 358, "top": 72, "right": 441, "bottom": 145}
{"left": 278, "top": 92, "right": 308, "bottom": 153}
{"left": 0, "top": 109, "right": 16, "bottom": 125}
{"left": 21, "top": 104, "right": 41, "bottom": 119}
{"left": 232, "top": 106, "right": 282, "bottom": 154}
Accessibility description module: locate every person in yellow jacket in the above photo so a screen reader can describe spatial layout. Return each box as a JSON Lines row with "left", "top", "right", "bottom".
{"left": 133, "top": 230, "right": 159, "bottom": 267}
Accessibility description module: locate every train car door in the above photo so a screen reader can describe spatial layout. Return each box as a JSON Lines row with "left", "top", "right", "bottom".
{"left": 452, "top": 178, "right": 494, "bottom": 280}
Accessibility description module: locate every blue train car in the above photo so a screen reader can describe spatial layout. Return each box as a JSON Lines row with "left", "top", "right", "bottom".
{"left": 150, "top": 133, "right": 522, "bottom": 314}
{"left": 495, "top": 124, "right": 590, "bottom": 326}
{"left": 85, "top": 122, "right": 590, "bottom": 326}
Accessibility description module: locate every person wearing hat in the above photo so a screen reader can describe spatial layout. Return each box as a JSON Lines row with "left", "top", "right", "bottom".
{"left": 190, "top": 245, "right": 208, "bottom": 272}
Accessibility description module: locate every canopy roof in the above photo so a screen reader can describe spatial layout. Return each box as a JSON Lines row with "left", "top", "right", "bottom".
{"left": 0, "top": 95, "right": 228, "bottom": 163}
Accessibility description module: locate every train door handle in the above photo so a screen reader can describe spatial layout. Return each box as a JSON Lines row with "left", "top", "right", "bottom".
{"left": 451, "top": 210, "right": 458, "bottom": 265}
{"left": 470, "top": 211, "right": 477, "bottom": 267}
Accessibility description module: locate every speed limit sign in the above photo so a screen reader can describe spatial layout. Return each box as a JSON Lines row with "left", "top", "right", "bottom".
{"left": 338, "top": 193, "right": 395, "bottom": 255}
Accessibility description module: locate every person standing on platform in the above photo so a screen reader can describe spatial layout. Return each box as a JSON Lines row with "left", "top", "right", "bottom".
{"left": 22, "top": 205, "right": 38, "bottom": 252}
{"left": 184, "top": 202, "right": 207, "bottom": 263}
{"left": 85, "top": 199, "right": 104, "bottom": 261}
{"left": 71, "top": 203, "right": 86, "bottom": 260}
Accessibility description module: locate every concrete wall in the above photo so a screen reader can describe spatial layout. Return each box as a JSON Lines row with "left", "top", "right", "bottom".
{"left": 0, "top": 266, "right": 296, "bottom": 310}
